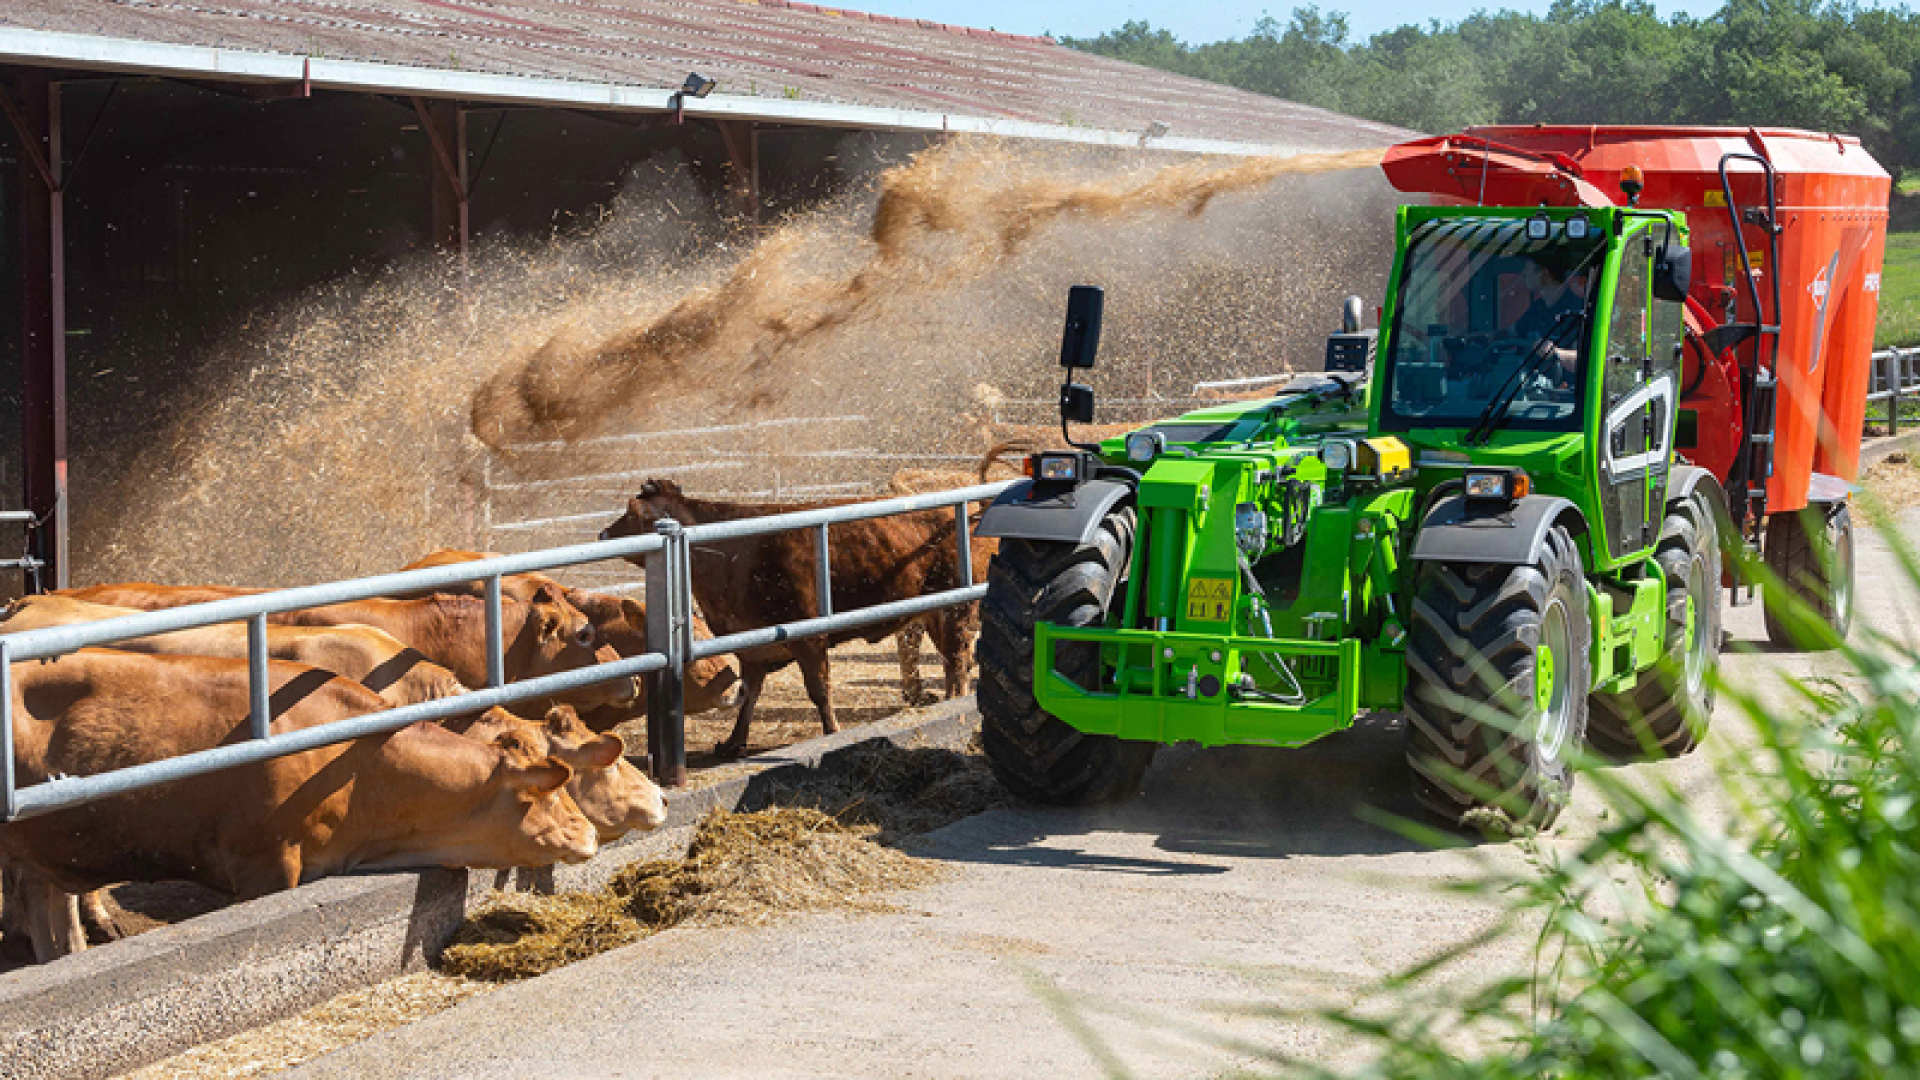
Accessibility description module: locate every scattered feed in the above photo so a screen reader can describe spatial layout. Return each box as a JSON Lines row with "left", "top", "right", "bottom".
{"left": 440, "top": 737, "right": 998, "bottom": 981}
{"left": 1858, "top": 450, "right": 1920, "bottom": 524}
{"left": 440, "top": 808, "right": 938, "bottom": 981}
{"left": 120, "top": 972, "right": 491, "bottom": 1079}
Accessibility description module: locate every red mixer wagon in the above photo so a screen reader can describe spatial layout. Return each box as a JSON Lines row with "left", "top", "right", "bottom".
{"left": 1383, "top": 126, "right": 1890, "bottom": 641}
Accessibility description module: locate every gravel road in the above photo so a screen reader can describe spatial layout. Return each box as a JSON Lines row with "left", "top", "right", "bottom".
{"left": 285, "top": 508, "right": 1920, "bottom": 1080}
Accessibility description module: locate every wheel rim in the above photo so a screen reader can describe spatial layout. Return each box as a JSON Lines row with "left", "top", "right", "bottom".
{"left": 1682, "top": 556, "right": 1708, "bottom": 697}
{"left": 1535, "top": 599, "right": 1574, "bottom": 764}
{"left": 1828, "top": 511, "right": 1854, "bottom": 628}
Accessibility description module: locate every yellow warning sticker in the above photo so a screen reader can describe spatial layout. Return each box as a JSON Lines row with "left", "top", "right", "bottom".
{"left": 1185, "top": 576, "right": 1234, "bottom": 623}
{"left": 1703, "top": 190, "right": 1727, "bottom": 207}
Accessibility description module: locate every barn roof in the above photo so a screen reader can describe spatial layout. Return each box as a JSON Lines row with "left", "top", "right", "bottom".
{"left": 0, "top": 1, "right": 1410, "bottom": 156}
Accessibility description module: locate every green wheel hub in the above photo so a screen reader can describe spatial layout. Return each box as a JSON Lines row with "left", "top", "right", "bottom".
{"left": 1534, "top": 642, "right": 1556, "bottom": 714}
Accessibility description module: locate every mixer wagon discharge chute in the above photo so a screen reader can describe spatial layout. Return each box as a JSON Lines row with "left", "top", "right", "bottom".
{"left": 970, "top": 127, "right": 1890, "bottom": 827}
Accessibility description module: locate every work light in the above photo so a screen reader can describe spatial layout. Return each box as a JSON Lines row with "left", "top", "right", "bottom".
{"left": 1321, "top": 440, "right": 1355, "bottom": 472}
{"left": 1463, "top": 468, "right": 1531, "bottom": 503}
{"left": 1125, "top": 431, "right": 1164, "bottom": 463}
{"left": 1566, "top": 216, "right": 1590, "bottom": 240}
{"left": 1033, "top": 453, "right": 1081, "bottom": 482}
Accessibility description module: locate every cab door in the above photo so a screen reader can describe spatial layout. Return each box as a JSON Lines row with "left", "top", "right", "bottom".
{"left": 1598, "top": 227, "right": 1676, "bottom": 560}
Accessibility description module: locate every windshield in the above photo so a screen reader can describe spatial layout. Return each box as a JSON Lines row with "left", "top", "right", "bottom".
{"left": 1380, "top": 217, "right": 1605, "bottom": 433}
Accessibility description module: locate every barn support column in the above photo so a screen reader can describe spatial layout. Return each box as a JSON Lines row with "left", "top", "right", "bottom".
{"left": 713, "top": 119, "right": 760, "bottom": 229}
{"left": 1, "top": 70, "right": 67, "bottom": 591}
{"left": 414, "top": 97, "right": 469, "bottom": 270}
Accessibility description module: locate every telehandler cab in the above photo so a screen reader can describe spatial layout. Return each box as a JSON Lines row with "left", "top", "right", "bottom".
{"left": 973, "top": 127, "right": 1890, "bottom": 827}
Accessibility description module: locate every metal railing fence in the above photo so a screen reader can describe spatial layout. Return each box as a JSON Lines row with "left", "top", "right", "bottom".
{"left": 1, "top": 480, "right": 1013, "bottom": 822}
{"left": 1868, "top": 347, "right": 1920, "bottom": 435}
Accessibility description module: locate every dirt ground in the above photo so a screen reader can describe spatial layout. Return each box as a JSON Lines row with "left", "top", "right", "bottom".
{"left": 0, "top": 635, "right": 952, "bottom": 979}
{"left": 1859, "top": 449, "right": 1920, "bottom": 523}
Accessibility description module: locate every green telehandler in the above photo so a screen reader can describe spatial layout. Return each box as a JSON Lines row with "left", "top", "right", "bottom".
{"left": 974, "top": 200, "right": 1723, "bottom": 828}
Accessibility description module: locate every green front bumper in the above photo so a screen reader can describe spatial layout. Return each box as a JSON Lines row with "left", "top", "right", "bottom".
{"left": 1033, "top": 623, "right": 1369, "bottom": 748}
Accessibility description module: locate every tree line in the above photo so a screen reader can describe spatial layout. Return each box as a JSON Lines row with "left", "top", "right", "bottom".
{"left": 1063, "top": 0, "right": 1920, "bottom": 178}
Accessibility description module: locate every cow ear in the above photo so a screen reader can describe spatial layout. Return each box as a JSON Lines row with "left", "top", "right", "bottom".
{"left": 620, "top": 597, "right": 646, "bottom": 629}
{"left": 534, "top": 605, "right": 564, "bottom": 642}
{"left": 510, "top": 757, "right": 573, "bottom": 796}
{"left": 532, "top": 583, "right": 564, "bottom": 606}
{"left": 585, "top": 734, "right": 625, "bottom": 769}
{"left": 542, "top": 704, "right": 581, "bottom": 733}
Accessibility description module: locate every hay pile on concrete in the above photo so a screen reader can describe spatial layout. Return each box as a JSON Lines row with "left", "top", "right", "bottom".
{"left": 613, "top": 807, "right": 935, "bottom": 929}
{"left": 780, "top": 740, "right": 1007, "bottom": 844}
{"left": 439, "top": 891, "right": 643, "bottom": 981}
{"left": 439, "top": 806, "right": 940, "bottom": 981}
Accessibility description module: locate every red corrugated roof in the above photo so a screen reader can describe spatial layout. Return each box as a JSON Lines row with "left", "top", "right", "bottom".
{"left": 0, "top": 1, "right": 1410, "bottom": 149}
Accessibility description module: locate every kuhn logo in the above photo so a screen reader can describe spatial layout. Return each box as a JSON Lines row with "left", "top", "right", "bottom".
{"left": 1809, "top": 269, "right": 1831, "bottom": 300}
{"left": 1866, "top": 272, "right": 1883, "bottom": 293}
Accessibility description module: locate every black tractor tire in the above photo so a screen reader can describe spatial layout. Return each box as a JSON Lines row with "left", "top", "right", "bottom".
{"left": 976, "top": 508, "right": 1157, "bottom": 805}
{"left": 1763, "top": 502, "right": 1854, "bottom": 650}
{"left": 1588, "top": 496, "right": 1723, "bottom": 760}
{"left": 1405, "top": 523, "right": 1591, "bottom": 831}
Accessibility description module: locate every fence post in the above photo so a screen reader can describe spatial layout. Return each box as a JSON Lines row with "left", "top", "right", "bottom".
{"left": 1891, "top": 350, "right": 1903, "bottom": 437}
{"left": 1, "top": 640, "right": 13, "bottom": 821}
{"left": 484, "top": 575, "right": 505, "bottom": 689}
{"left": 248, "top": 614, "right": 272, "bottom": 741}
{"left": 954, "top": 502, "right": 974, "bottom": 589}
{"left": 646, "top": 521, "right": 688, "bottom": 787}
{"left": 814, "top": 523, "right": 833, "bottom": 617}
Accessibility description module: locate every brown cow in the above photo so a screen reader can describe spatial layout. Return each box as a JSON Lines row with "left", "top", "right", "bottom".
{"left": 444, "top": 705, "right": 666, "bottom": 841}
{"left": 0, "top": 650, "right": 597, "bottom": 960}
{"left": 60, "top": 584, "right": 636, "bottom": 714}
{"left": 395, "top": 550, "right": 740, "bottom": 723}
{"left": 600, "top": 478, "right": 992, "bottom": 758}
{"left": 3, "top": 595, "right": 469, "bottom": 708}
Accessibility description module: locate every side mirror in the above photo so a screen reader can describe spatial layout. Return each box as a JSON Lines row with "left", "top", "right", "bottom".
{"left": 1654, "top": 245, "right": 1691, "bottom": 303}
{"left": 1060, "top": 383, "right": 1095, "bottom": 424}
{"left": 1059, "top": 285, "right": 1103, "bottom": 369}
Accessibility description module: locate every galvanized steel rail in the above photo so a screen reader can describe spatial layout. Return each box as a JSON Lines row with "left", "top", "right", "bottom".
{"left": 1, "top": 481, "right": 1012, "bottom": 822}
{"left": 1869, "top": 347, "right": 1920, "bottom": 435}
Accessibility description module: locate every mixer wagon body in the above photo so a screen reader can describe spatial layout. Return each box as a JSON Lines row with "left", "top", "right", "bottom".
{"left": 1385, "top": 126, "right": 1891, "bottom": 516}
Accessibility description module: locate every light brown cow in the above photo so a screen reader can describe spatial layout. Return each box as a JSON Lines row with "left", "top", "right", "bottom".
{"left": 0, "top": 650, "right": 597, "bottom": 960}
{"left": 601, "top": 478, "right": 993, "bottom": 758}
{"left": 3, "top": 595, "right": 468, "bottom": 707}
{"left": 60, "top": 584, "right": 637, "bottom": 714}
{"left": 397, "top": 550, "right": 740, "bottom": 725}
{"left": 444, "top": 705, "right": 666, "bottom": 841}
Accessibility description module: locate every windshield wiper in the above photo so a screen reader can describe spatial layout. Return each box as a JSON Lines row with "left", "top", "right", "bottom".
{"left": 1463, "top": 311, "right": 1583, "bottom": 446}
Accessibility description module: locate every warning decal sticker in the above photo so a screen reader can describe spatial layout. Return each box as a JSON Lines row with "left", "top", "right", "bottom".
{"left": 1185, "top": 576, "right": 1234, "bottom": 623}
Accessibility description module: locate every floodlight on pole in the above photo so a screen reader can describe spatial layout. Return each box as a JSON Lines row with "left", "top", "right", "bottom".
{"left": 671, "top": 72, "right": 718, "bottom": 123}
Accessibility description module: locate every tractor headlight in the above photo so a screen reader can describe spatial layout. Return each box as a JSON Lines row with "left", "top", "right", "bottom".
{"left": 1565, "top": 215, "right": 1591, "bottom": 240}
{"left": 1032, "top": 453, "right": 1082, "bottom": 482}
{"left": 1320, "top": 440, "right": 1355, "bottom": 472}
{"left": 1464, "top": 468, "right": 1531, "bottom": 503}
{"left": 1125, "top": 431, "right": 1165, "bottom": 463}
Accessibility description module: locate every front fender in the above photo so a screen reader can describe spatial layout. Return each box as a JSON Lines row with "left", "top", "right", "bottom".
{"left": 974, "top": 479, "right": 1133, "bottom": 546}
{"left": 1410, "top": 494, "right": 1585, "bottom": 566}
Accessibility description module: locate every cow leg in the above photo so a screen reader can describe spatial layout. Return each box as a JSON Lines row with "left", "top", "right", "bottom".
{"left": 791, "top": 639, "right": 837, "bottom": 736}
{"left": 20, "top": 870, "right": 85, "bottom": 962}
{"left": 896, "top": 621, "right": 934, "bottom": 707}
{"left": 79, "top": 889, "right": 125, "bottom": 943}
{"left": 936, "top": 609, "right": 977, "bottom": 699}
{"left": 717, "top": 666, "right": 770, "bottom": 760}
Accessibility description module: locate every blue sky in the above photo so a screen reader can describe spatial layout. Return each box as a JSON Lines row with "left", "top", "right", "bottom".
{"left": 861, "top": 0, "right": 1732, "bottom": 44}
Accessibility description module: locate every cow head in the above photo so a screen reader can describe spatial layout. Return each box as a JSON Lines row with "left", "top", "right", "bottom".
{"left": 467, "top": 706, "right": 666, "bottom": 841}
{"left": 601, "top": 478, "right": 692, "bottom": 545}
{"left": 520, "top": 588, "right": 641, "bottom": 710}
{"left": 480, "top": 731, "right": 599, "bottom": 867}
